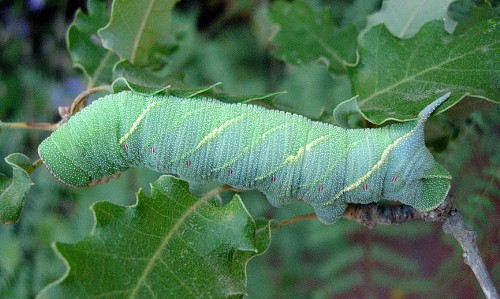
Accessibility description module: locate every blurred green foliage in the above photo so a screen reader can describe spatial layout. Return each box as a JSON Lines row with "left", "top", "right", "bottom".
{"left": 0, "top": 0, "right": 498, "bottom": 298}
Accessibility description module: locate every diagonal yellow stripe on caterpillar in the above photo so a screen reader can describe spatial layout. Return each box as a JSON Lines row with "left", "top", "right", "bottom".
{"left": 119, "top": 101, "right": 163, "bottom": 145}
{"left": 119, "top": 100, "right": 212, "bottom": 147}
{"left": 298, "top": 140, "right": 362, "bottom": 188}
{"left": 171, "top": 115, "right": 247, "bottom": 164}
{"left": 142, "top": 106, "right": 211, "bottom": 147}
{"left": 321, "top": 126, "right": 419, "bottom": 206}
{"left": 320, "top": 93, "right": 452, "bottom": 206}
{"left": 202, "top": 123, "right": 291, "bottom": 178}
{"left": 196, "top": 115, "right": 246, "bottom": 149}
{"left": 254, "top": 134, "right": 333, "bottom": 181}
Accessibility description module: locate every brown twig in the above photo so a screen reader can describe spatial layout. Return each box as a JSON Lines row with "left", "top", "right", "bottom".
{"left": 70, "top": 85, "right": 112, "bottom": 115}
{"left": 340, "top": 197, "right": 451, "bottom": 229}
{"left": 0, "top": 120, "right": 58, "bottom": 131}
{"left": 342, "top": 203, "right": 423, "bottom": 228}
{"left": 274, "top": 192, "right": 498, "bottom": 298}
{"left": 272, "top": 197, "right": 452, "bottom": 230}
{"left": 443, "top": 208, "right": 499, "bottom": 299}
{"left": 0, "top": 85, "right": 112, "bottom": 132}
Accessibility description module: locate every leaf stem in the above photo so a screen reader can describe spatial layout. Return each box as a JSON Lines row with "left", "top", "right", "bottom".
{"left": 272, "top": 213, "right": 318, "bottom": 229}
{"left": 31, "top": 158, "right": 43, "bottom": 174}
{"left": 70, "top": 85, "right": 112, "bottom": 115}
{"left": 0, "top": 121, "right": 58, "bottom": 131}
{"left": 0, "top": 85, "right": 112, "bottom": 132}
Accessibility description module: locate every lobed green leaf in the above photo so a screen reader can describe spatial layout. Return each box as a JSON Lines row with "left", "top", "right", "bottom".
{"left": 269, "top": 1, "right": 358, "bottom": 74}
{"left": 111, "top": 60, "right": 226, "bottom": 98}
{"left": 351, "top": 18, "right": 500, "bottom": 124}
{"left": 38, "top": 175, "right": 270, "bottom": 298}
{"left": 98, "top": 0, "right": 180, "bottom": 67}
{"left": 67, "top": 0, "right": 119, "bottom": 87}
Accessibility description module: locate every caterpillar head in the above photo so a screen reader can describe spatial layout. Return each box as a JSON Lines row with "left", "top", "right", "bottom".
{"left": 382, "top": 123, "right": 451, "bottom": 211}
{"left": 38, "top": 97, "right": 128, "bottom": 187}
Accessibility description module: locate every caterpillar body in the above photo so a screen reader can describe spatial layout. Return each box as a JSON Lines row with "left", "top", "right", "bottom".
{"left": 38, "top": 92, "right": 451, "bottom": 223}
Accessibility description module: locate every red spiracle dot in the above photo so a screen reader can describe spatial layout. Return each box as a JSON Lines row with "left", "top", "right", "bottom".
{"left": 228, "top": 169, "right": 233, "bottom": 175}
{"left": 271, "top": 175, "right": 277, "bottom": 183}
{"left": 186, "top": 160, "right": 191, "bottom": 167}
{"left": 123, "top": 143, "right": 129, "bottom": 151}
{"left": 363, "top": 183, "right": 368, "bottom": 191}
{"left": 318, "top": 184, "right": 324, "bottom": 192}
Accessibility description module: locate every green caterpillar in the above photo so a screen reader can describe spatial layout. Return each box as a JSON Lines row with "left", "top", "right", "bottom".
{"left": 38, "top": 92, "right": 451, "bottom": 223}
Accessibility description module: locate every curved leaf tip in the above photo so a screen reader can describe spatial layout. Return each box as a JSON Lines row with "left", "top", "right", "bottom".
{"left": 0, "top": 153, "right": 34, "bottom": 224}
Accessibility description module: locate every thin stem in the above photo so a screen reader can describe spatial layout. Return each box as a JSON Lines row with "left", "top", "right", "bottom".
{"left": 31, "top": 158, "right": 43, "bottom": 174}
{"left": 0, "top": 85, "right": 112, "bottom": 132}
{"left": 70, "top": 85, "right": 112, "bottom": 115}
{"left": 0, "top": 121, "right": 58, "bottom": 131}
{"left": 272, "top": 213, "right": 317, "bottom": 229}
{"left": 443, "top": 209, "right": 499, "bottom": 299}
